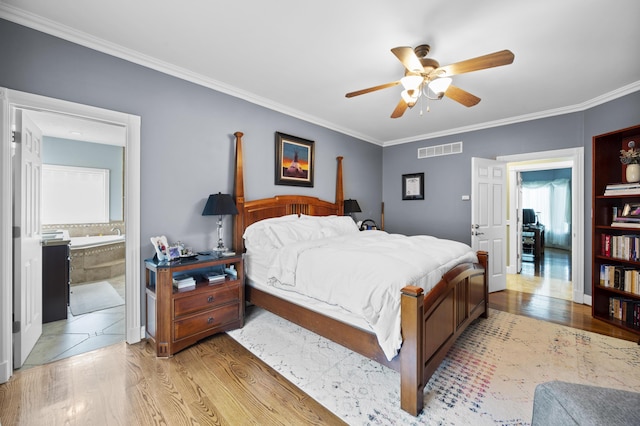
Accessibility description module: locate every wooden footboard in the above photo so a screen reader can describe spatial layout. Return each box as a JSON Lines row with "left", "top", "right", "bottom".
{"left": 399, "top": 250, "right": 489, "bottom": 415}
{"left": 245, "top": 250, "right": 488, "bottom": 416}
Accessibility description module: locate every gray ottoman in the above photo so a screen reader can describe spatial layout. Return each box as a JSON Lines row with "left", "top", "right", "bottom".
{"left": 532, "top": 381, "right": 640, "bottom": 425}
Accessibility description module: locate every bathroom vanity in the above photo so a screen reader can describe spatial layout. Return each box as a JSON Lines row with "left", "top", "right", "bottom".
{"left": 42, "top": 239, "right": 70, "bottom": 323}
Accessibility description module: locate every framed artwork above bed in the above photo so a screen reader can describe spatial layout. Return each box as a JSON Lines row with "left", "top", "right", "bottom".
{"left": 275, "top": 132, "right": 314, "bottom": 187}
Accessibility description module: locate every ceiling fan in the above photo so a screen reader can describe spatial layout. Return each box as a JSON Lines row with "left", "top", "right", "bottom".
{"left": 345, "top": 44, "right": 515, "bottom": 118}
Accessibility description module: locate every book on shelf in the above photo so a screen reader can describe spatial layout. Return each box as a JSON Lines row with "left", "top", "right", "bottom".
{"left": 173, "top": 273, "right": 196, "bottom": 289}
{"left": 609, "top": 297, "right": 640, "bottom": 328}
{"left": 606, "top": 182, "right": 640, "bottom": 190}
{"left": 204, "top": 265, "right": 226, "bottom": 283}
{"left": 600, "top": 233, "right": 640, "bottom": 260}
{"left": 605, "top": 183, "right": 640, "bottom": 195}
{"left": 174, "top": 273, "right": 194, "bottom": 282}
{"left": 205, "top": 272, "right": 226, "bottom": 283}
{"left": 173, "top": 279, "right": 196, "bottom": 289}
{"left": 611, "top": 222, "right": 640, "bottom": 228}
{"left": 600, "top": 264, "right": 640, "bottom": 294}
{"left": 613, "top": 217, "right": 640, "bottom": 223}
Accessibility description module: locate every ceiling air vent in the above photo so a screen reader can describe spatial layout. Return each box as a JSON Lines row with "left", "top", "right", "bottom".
{"left": 417, "top": 141, "right": 463, "bottom": 159}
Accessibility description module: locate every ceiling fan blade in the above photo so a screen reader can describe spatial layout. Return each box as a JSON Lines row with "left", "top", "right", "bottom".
{"left": 345, "top": 81, "right": 400, "bottom": 98}
{"left": 444, "top": 85, "right": 481, "bottom": 107}
{"left": 432, "top": 50, "right": 515, "bottom": 77}
{"left": 390, "top": 98, "right": 408, "bottom": 118}
{"left": 391, "top": 46, "right": 424, "bottom": 73}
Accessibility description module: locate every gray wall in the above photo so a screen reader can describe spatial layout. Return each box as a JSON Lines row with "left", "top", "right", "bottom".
{"left": 2, "top": 17, "right": 639, "bottom": 305}
{"left": 382, "top": 92, "right": 640, "bottom": 296}
{"left": 0, "top": 19, "right": 382, "bottom": 319}
{"left": 42, "top": 136, "right": 124, "bottom": 221}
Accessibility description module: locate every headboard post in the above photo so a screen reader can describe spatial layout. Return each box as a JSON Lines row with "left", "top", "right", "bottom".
{"left": 233, "top": 131, "right": 245, "bottom": 253}
{"left": 336, "top": 156, "right": 344, "bottom": 215}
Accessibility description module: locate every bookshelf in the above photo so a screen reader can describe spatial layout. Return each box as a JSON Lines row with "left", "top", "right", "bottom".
{"left": 592, "top": 124, "right": 640, "bottom": 340}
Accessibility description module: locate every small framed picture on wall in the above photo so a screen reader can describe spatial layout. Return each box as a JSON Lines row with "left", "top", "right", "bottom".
{"left": 402, "top": 173, "right": 424, "bottom": 200}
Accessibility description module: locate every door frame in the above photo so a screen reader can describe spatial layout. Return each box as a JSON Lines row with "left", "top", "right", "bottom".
{"left": 0, "top": 88, "right": 142, "bottom": 382}
{"left": 497, "top": 147, "right": 585, "bottom": 304}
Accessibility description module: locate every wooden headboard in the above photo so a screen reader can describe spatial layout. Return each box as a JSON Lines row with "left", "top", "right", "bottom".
{"left": 232, "top": 131, "right": 344, "bottom": 252}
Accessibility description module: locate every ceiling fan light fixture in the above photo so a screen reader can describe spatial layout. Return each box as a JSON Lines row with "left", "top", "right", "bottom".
{"left": 427, "top": 77, "right": 452, "bottom": 98}
{"left": 400, "top": 75, "right": 423, "bottom": 91}
{"left": 401, "top": 89, "right": 419, "bottom": 107}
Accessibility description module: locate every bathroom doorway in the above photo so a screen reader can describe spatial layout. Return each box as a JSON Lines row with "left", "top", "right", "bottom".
{"left": 0, "top": 88, "right": 142, "bottom": 379}
{"left": 23, "top": 110, "right": 127, "bottom": 369}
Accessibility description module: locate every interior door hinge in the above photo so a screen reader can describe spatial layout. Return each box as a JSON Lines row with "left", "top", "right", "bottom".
{"left": 12, "top": 130, "right": 20, "bottom": 143}
{"left": 13, "top": 226, "right": 20, "bottom": 238}
{"left": 13, "top": 321, "right": 20, "bottom": 333}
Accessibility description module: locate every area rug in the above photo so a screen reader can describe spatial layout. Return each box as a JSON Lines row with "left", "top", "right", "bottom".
{"left": 228, "top": 307, "right": 640, "bottom": 425}
{"left": 69, "top": 281, "right": 124, "bottom": 316}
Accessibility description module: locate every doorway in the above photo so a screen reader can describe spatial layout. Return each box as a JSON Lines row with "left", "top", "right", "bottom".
{"left": 20, "top": 110, "right": 127, "bottom": 369}
{"left": 0, "top": 88, "right": 142, "bottom": 382}
{"left": 498, "top": 148, "right": 585, "bottom": 304}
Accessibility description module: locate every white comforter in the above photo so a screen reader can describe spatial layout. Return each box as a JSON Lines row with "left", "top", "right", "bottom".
{"left": 266, "top": 230, "right": 478, "bottom": 360}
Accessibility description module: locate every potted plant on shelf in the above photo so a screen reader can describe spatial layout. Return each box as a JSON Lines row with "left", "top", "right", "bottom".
{"left": 620, "top": 140, "right": 640, "bottom": 183}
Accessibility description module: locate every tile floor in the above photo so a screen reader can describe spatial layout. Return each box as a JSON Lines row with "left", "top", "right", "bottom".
{"left": 18, "top": 275, "right": 126, "bottom": 371}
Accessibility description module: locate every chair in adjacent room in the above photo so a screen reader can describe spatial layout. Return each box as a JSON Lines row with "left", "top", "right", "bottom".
{"left": 522, "top": 208, "right": 543, "bottom": 261}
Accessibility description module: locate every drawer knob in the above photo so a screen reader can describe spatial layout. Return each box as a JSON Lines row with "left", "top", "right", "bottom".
{"left": 207, "top": 317, "right": 214, "bottom": 324}
{"left": 207, "top": 295, "right": 214, "bottom": 303}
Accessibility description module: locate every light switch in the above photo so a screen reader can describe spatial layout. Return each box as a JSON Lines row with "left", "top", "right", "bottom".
{"left": 461, "top": 195, "right": 470, "bottom": 201}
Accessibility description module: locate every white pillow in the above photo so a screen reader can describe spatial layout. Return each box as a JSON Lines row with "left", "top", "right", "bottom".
{"left": 301, "top": 215, "right": 359, "bottom": 235}
{"left": 266, "top": 219, "right": 324, "bottom": 247}
{"left": 243, "top": 214, "right": 299, "bottom": 250}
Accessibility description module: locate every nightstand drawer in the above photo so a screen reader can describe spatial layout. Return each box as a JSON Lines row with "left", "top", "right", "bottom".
{"left": 174, "top": 284, "right": 239, "bottom": 318}
{"left": 173, "top": 303, "right": 240, "bottom": 341}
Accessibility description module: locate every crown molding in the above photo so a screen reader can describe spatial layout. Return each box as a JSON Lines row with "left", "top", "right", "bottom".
{"left": 1, "top": 4, "right": 637, "bottom": 149}
{"left": 383, "top": 81, "right": 640, "bottom": 147}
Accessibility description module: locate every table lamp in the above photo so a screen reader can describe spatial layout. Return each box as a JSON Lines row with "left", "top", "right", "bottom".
{"left": 202, "top": 192, "right": 238, "bottom": 253}
{"left": 343, "top": 199, "right": 361, "bottom": 221}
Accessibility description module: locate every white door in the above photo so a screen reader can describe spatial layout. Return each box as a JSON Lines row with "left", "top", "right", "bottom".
{"left": 471, "top": 158, "right": 506, "bottom": 293}
{"left": 12, "top": 110, "right": 43, "bottom": 368}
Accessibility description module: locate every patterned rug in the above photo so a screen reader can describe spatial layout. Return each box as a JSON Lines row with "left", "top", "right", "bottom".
{"left": 228, "top": 306, "right": 640, "bottom": 425}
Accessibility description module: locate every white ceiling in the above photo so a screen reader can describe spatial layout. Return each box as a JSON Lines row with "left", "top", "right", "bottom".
{"left": 24, "top": 110, "right": 126, "bottom": 146}
{"left": 2, "top": 0, "right": 639, "bottom": 146}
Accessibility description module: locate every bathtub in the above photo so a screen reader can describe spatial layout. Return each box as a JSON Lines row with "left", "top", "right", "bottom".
{"left": 69, "top": 235, "right": 125, "bottom": 283}
{"left": 70, "top": 234, "right": 125, "bottom": 249}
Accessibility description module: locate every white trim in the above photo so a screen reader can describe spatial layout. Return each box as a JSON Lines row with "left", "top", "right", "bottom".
{"left": 0, "top": 89, "right": 12, "bottom": 383}
{"left": 0, "top": 88, "right": 141, "bottom": 382}
{"left": 498, "top": 148, "right": 585, "bottom": 304}
{"left": 1, "top": 4, "right": 638, "bottom": 148}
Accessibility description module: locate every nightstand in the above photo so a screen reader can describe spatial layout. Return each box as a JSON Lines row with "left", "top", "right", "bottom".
{"left": 145, "top": 253, "right": 244, "bottom": 357}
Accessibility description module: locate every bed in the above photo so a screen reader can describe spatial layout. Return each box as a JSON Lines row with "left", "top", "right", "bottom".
{"left": 231, "top": 131, "right": 488, "bottom": 416}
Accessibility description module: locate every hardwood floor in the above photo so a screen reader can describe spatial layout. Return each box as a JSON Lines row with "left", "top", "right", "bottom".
{"left": 2, "top": 249, "right": 638, "bottom": 424}
{"left": 509, "top": 248, "right": 573, "bottom": 301}
{"left": 0, "top": 333, "right": 346, "bottom": 425}
{"left": 489, "top": 290, "right": 638, "bottom": 343}
{"left": 497, "top": 247, "right": 638, "bottom": 343}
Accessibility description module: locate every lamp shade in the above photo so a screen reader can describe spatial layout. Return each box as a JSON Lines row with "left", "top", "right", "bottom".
{"left": 343, "top": 199, "right": 361, "bottom": 214}
{"left": 202, "top": 192, "right": 238, "bottom": 216}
